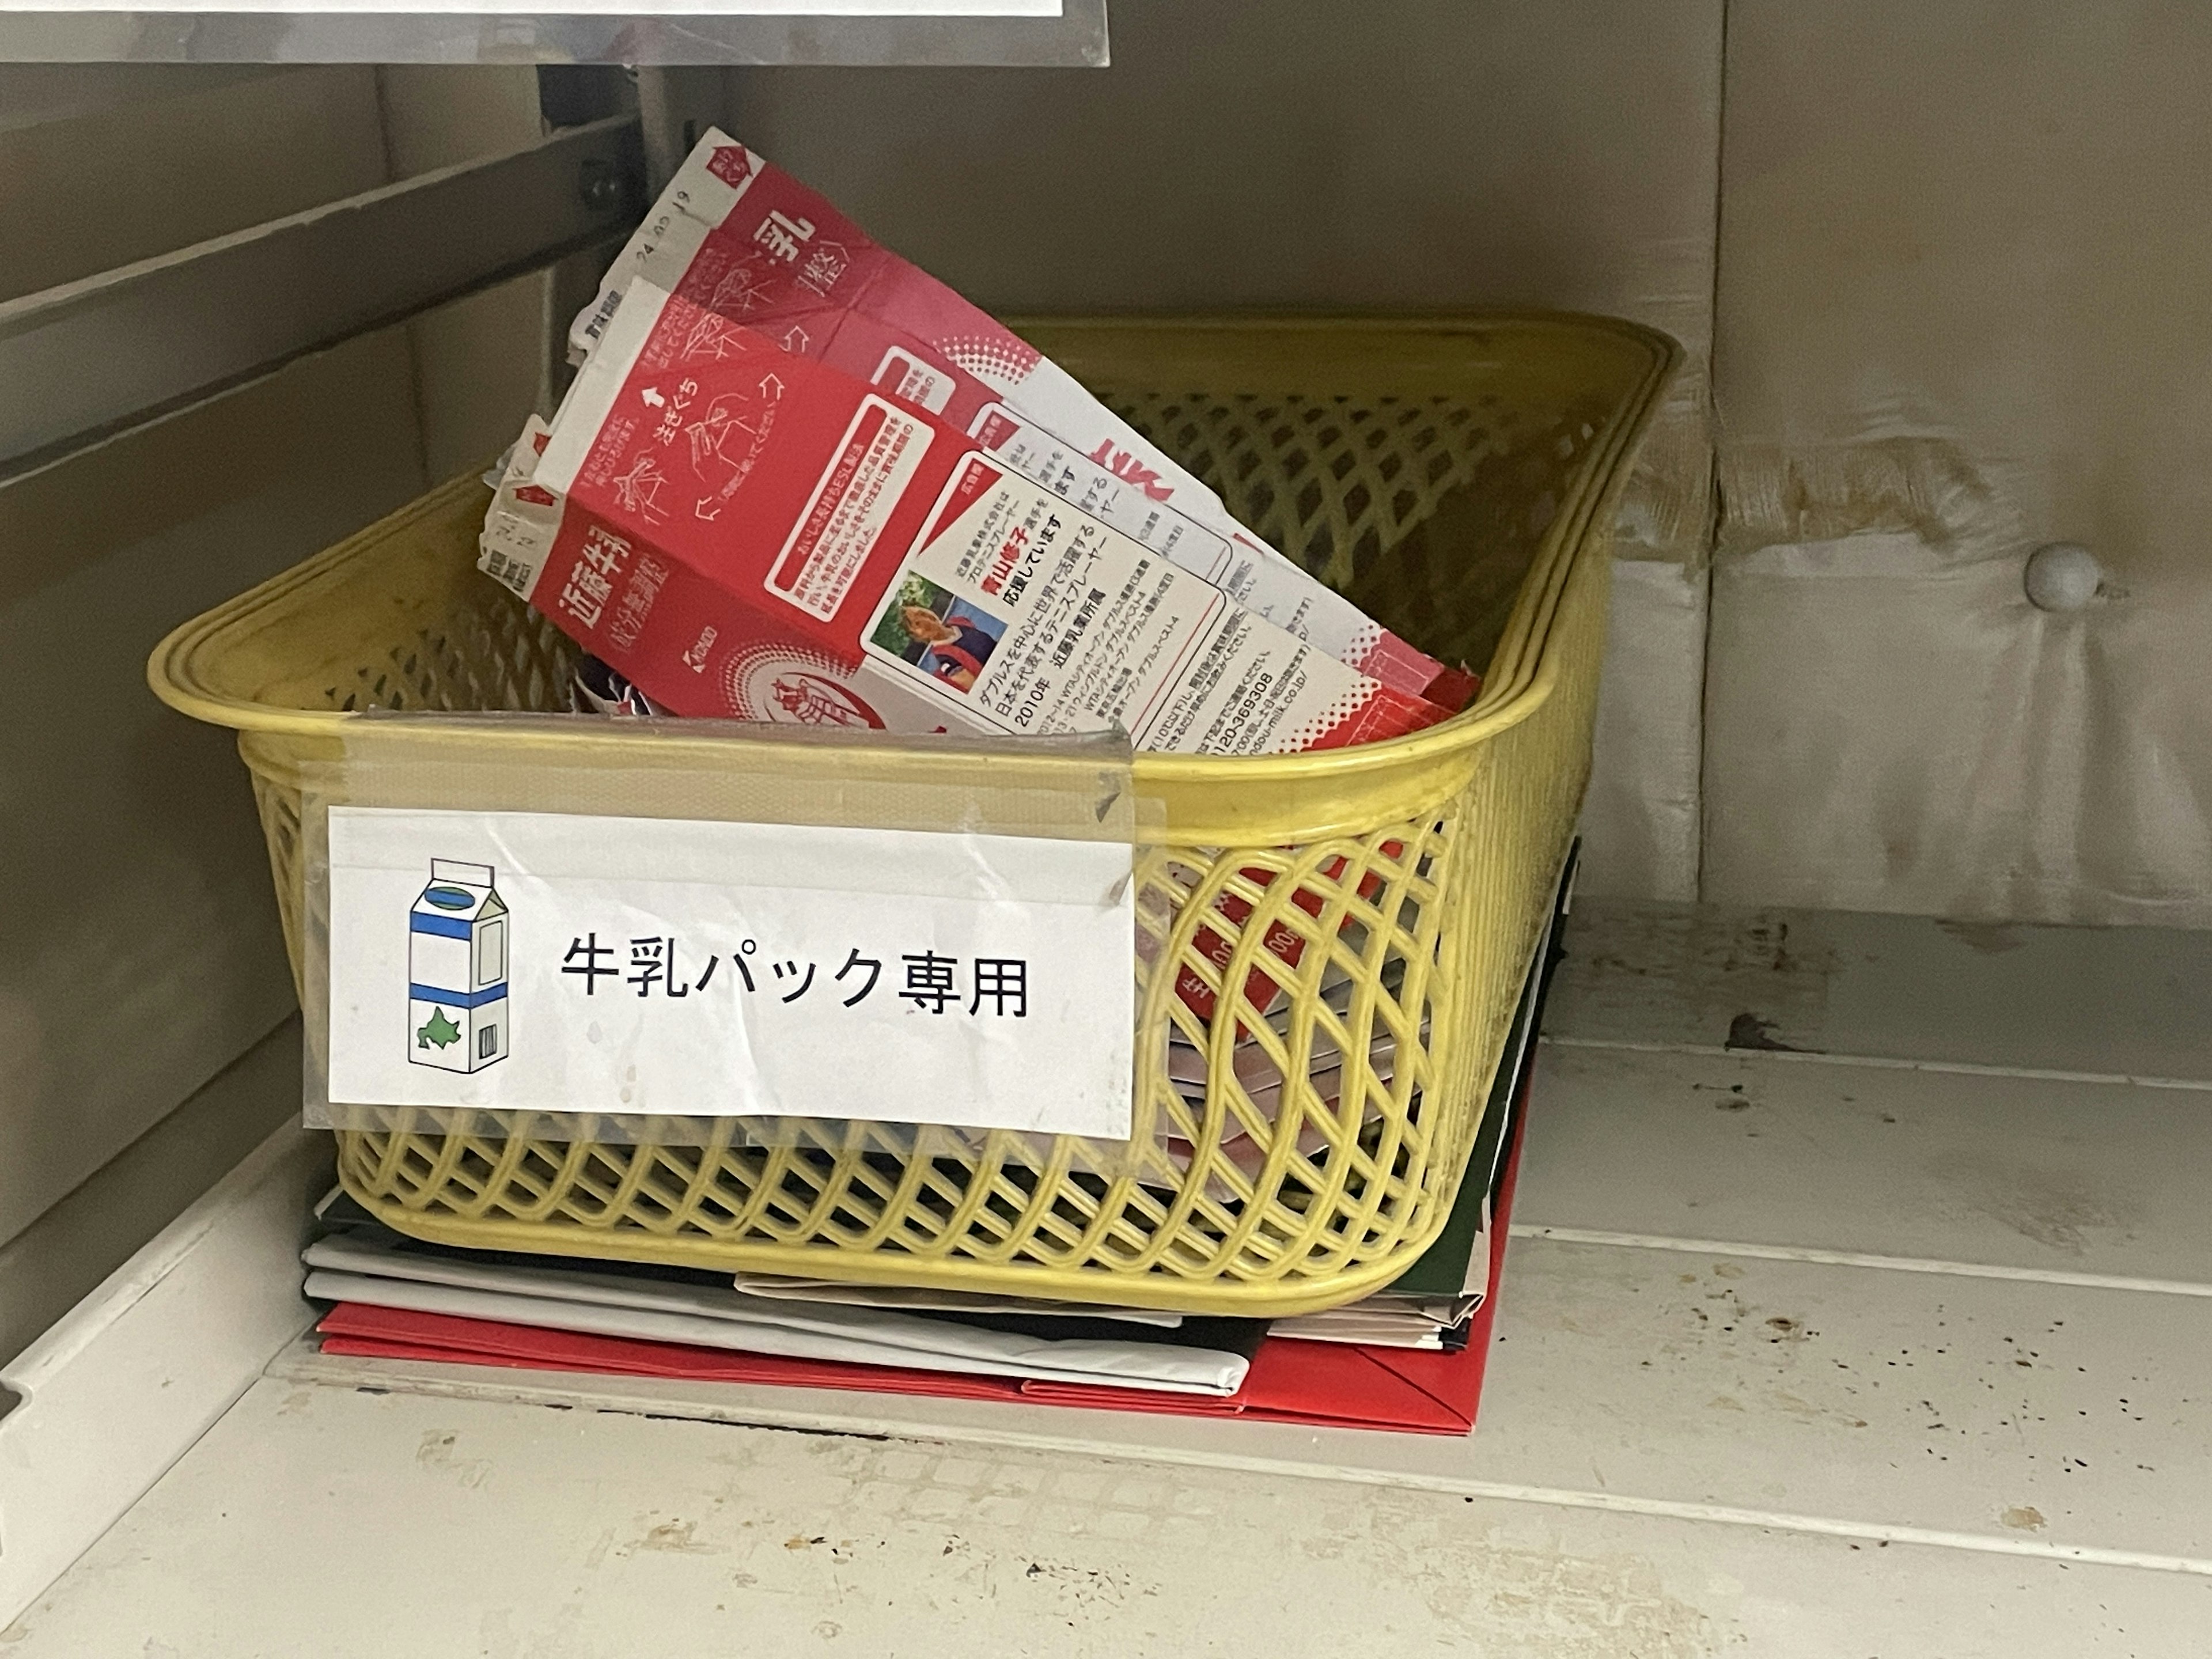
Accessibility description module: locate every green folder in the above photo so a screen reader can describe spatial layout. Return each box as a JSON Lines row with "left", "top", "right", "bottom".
{"left": 1383, "top": 848, "right": 1570, "bottom": 1300}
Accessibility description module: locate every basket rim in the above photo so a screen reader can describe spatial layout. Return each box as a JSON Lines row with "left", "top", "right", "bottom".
{"left": 147, "top": 311, "right": 1681, "bottom": 787}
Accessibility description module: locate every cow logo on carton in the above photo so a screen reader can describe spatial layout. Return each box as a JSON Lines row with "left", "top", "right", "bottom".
{"left": 408, "top": 860, "right": 510, "bottom": 1073}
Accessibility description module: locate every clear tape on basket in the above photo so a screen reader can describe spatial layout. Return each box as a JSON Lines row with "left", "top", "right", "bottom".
{"left": 297, "top": 713, "right": 1151, "bottom": 1154}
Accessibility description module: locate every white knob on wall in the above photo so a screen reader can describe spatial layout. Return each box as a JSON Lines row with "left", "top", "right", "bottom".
{"left": 2024, "top": 542, "right": 2104, "bottom": 612}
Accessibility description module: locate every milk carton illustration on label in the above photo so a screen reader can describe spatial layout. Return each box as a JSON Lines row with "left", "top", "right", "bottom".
{"left": 407, "top": 859, "right": 509, "bottom": 1072}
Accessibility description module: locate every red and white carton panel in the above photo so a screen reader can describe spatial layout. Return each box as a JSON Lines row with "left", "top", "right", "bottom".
{"left": 487, "top": 283, "right": 1445, "bottom": 757}
{"left": 570, "top": 130, "right": 1468, "bottom": 710}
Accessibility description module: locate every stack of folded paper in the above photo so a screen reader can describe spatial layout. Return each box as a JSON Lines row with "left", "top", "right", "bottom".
{"left": 308, "top": 1089, "right": 1521, "bottom": 1434}
{"left": 306, "top": 1213, "right": 1263, "bottom": 1397}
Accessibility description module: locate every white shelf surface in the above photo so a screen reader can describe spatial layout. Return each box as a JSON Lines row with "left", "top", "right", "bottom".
{"left": 6, "top": 903, "right": 2211, "bottom": 1654}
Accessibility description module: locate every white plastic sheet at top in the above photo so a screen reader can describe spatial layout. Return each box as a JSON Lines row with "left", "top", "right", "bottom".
{"left": 5, "top": 1, "right": 1061, "bottom": 10}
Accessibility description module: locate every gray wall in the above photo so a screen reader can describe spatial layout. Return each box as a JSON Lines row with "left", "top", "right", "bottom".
{"left": 0, "top": 65, "right": 559, "bottom": 1361}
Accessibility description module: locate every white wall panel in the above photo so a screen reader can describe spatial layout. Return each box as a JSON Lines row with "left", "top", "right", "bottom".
{"left": 1580, "top": 558, "right": 1706, "bottom": 902}
{"left": 0, "top": 1023, "right": 298, "bottom": 1366}
{"left": 1710, "top": 0, "right": 2212, "bottom": 923}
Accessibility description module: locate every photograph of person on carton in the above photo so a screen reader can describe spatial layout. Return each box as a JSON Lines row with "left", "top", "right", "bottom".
{"left": 869, "top": 575, "right": 1007, "bottom": 695}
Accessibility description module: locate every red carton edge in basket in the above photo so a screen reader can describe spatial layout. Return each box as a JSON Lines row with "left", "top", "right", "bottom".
{"left": 570, "top": 128, "right": 1468, "bottom": 710}
{"left": 485, "top": 282, "right": 1448, "bottom": 756}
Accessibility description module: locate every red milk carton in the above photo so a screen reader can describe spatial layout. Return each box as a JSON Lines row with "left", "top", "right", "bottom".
{"left": 570, "top": 130, "right": 1471, "bottom": 711}
{"left": 484, "top": 282, "right": 1446, "bottom": 756}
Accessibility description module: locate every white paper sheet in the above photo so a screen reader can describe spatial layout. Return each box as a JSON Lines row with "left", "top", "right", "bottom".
{"left": 304, "top": 1236, "right": 1245, "bottom": 1395}
{"left": 323, "top": 805, "right": 1134, "bottom": 1137}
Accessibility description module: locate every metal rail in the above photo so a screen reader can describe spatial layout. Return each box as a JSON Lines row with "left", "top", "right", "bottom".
{"left": 0, "top": 112, "right": 645, "bottom": 476}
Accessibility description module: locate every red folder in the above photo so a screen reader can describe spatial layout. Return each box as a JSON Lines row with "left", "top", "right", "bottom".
{"left": 317, "top": 1128, "right": 1520, "bottom": 1435}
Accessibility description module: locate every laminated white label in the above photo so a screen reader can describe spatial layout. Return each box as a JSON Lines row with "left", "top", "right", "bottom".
{"left": 324, "top": 805, "right": 1134, "bottom": 1138}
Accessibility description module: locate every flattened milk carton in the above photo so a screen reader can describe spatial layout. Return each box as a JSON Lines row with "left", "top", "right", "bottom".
{"left": 482, "top": 282, "right": 1449, "bottom": 755}
{"left": 408, "top": 859, "right": 509, "bottom": 1073}
{"left": 569, "top": 129, "right": 1474, "bottom": 711}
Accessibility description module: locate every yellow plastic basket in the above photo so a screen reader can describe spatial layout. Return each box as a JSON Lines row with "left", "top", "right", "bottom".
{"left": 150, "top": 316, "right": 1673, "bottom": 1315}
